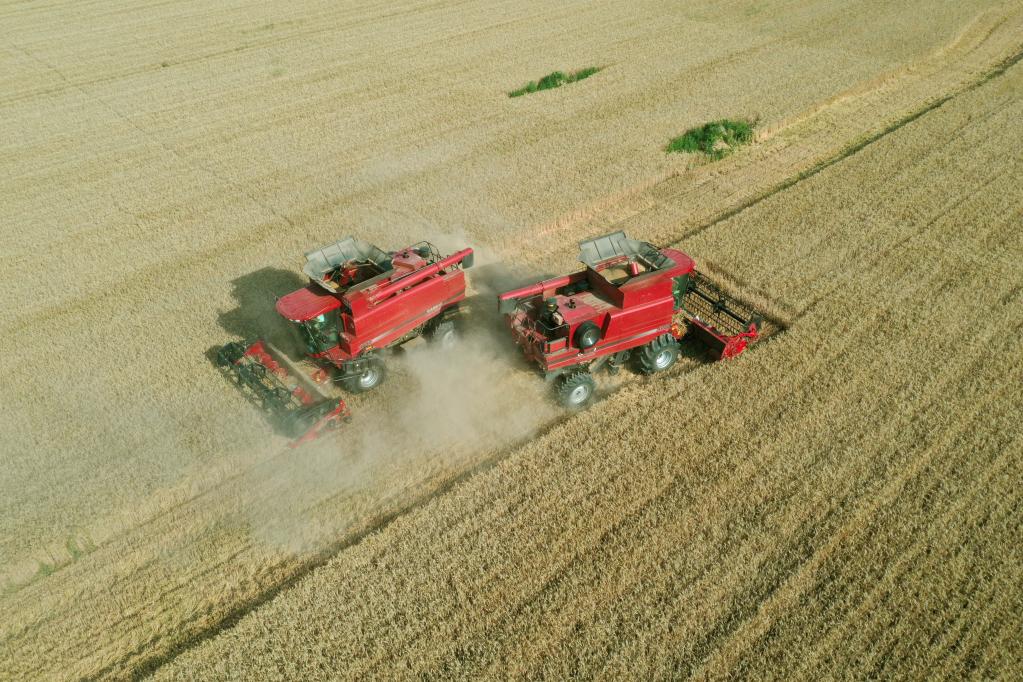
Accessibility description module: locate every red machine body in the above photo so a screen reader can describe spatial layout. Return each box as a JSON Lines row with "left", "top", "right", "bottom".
{"left": 216, "top": 236, "right": 473, "bottom": 445}
{"left": 498, "top": 231, "right": 760, "bottom": 407}
{"left": 274, "top": 237, "right": 473, "bottom": 391}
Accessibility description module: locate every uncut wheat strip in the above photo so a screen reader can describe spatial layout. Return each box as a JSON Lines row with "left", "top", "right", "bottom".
{"left": 749, "top": 437, "right": 1020, "bottom": 678}
{"left": 476, "top": 264, "right": 1012, "bottom": 676}
{"left": 568, "top": 253, "right": 1023, "bottom": 678}
{"left": 589, "top": 104, "right": 1023, "bottom": 670}
{"left": 956, "top": 543, "right": 1023, "bottom": 677}
{"left": 788, "top": 410, "right": 1021, "bottom": 676}
{"left": 568, "top": 257, "right": 1023, "bottom": 678}
{"left": 812, "top": 448, "right": 1021, "bottom": 679}
{"left": 403, "top": 78, "right": 1023, "bottom": 670}
{"left": 157, "top": 62, "right": 1023, "bottom": 670}
{"left": 624, "top": 434, "right": 1020, "bottom": 678}
{"left": 742, "top": 443, "right": 1020, "bottom": 679}
{"left": 686, "top": 362, "right": 1023, "bottom": 678}
{"left": 553, "top": 318, "right": 1022, "bottom": 677}
{"left": 859, "top": 476, "right": 1021, "bottom": 678}
{"left": 159, "top": 188, "right": 998, "bottom": 682}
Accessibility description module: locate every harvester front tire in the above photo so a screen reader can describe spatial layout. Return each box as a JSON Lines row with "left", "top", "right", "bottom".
{"left": 427, "top": 319, "right": 458, "bottom": 350}
{"left": 635, "top": 335, "right": 680, "bottom": 374}
{"left": 557, "top": 371, "right": 596, "bottom": 410}
{"left": 343, "top": 358, "right": 387, "bottom": 393}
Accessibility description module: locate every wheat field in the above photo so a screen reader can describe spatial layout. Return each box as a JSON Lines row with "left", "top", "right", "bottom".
{"left": 2, "top": 0, "right": 1021, "bottom": 679}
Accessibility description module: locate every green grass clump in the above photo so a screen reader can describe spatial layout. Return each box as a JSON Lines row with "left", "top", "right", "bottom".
{"left": 508, "top": 66, "right": 602, "bottom": 98}
{"left": 666, "top": 118, "right": 756, "bottom": 159}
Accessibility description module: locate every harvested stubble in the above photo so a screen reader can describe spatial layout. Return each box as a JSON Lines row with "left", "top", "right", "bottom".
{"left": 2, "top": 0, "right": 1022, "bottom": 679}
{"left": 157, "top": 39, "right": 1023, "bottom": 680}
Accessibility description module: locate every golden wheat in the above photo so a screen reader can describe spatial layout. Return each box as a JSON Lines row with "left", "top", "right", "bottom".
{"left": 156, "top": 40, "right": 1023, "bottom": 681}
{"left": 2, "top": 0, "right": 1021, "bottom": 679}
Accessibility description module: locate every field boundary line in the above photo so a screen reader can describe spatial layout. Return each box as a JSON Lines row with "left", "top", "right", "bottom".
{"left": 134, "top": 39, "right": 1023, "bottom": 681}
{"left": 674, "top": 42, "right": 1023, "bottom": 246}
{"left": 123, "top": 411, "right": 573, "bottom": 679}
{"left": 125, "top": 325, "right": 790, "bottom": 679}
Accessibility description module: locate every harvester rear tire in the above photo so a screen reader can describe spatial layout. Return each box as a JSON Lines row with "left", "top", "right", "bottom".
{"left": 634, "top": 335, "right": 680, "bottom": 375}
{"left": 427, "top": 319, "right": 458, "bottom": 350}
{"left": 557, "top": 371, "right": 596, "bottom": 410}
{"left": 342, "top": 357, "right": 386, "bottom": 393}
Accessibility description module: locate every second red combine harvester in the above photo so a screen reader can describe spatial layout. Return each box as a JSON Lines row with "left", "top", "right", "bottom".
{"left": 218, "top": 236, "right": 473, "bottom": 444}
{"left": 498, "top": 231, "right": 761, "bottom": 408}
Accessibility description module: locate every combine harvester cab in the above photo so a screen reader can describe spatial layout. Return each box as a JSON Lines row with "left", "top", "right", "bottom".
{"left": 216, "top": 236, "right": 473, "bottom": 444}
{"left": 497, "top": 230, "right": 760, "bottom": 409}
{"left": 279, "top": 236, "right": 474, "bottom": 392}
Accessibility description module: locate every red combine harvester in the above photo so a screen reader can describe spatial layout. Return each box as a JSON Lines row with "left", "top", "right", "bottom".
{"left": 217, "top": 236, "right": 473, "bottom": 443}
{"left": 498, "top": 231, "right": 760, "bottom": 408}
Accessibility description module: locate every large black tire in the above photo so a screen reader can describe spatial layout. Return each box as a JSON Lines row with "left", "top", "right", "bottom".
{"left": 427, "top": 318, "right": 458, "bottom": 350}
{"left": 556, "top": 371, "right": 596, "bottom": 409}
{"left": 634, "top": 334, "right": 680, "bottom": 374}
{"left": 342, "top": 357, "right": 386, "bottom": 393}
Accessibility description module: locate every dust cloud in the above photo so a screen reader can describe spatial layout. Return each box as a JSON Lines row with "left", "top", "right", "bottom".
{"left": 247, "top": 241, "right": 562, "bottom": 552}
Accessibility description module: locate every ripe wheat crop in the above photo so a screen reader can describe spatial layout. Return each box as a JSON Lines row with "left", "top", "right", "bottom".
{"left": 157, "top": 30, "right": 1023, "bottom": 681}
{"left": 2, "top": 0, "right": 1021, "bottom": 679}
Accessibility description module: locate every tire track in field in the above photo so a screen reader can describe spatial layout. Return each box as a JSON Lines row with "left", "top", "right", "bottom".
{"left": 121, "top": 401, "right": 573, "bottom": 679}
{"left": 674, "top": 40, "right": 1023, "bottom": 243}
{"left": 504, "top": 13, "right": 1023, "bottom": 277}
{"left": 134, "top": 36, "right": 1023, "bottom": 682}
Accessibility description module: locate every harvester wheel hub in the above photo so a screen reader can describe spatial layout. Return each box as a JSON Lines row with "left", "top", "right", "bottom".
{"left": 437, "top": 326, "right": 457, "bottom": 350}
{"left": 557, "top": 371, "right": 596, "bottom": 409}
{"left": 357, "top": 366, "right": 382, "bottom": 389}
{"left": 654, "top": 348, "right": 675, "bottom": 370}
{"left": 569, "top": 383, "right": 591, "bottom": 403}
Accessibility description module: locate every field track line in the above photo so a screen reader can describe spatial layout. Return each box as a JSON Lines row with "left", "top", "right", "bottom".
{"left": 121, "top": 405, "right": 577, "bottom": 679}
{"left": 110, "top": 339, "right": 788, "bottom": 679}
{"left": 673, "top": 43, "right": 1023, "bottom": 244}
{"left": 76, "top": 35, "right": 1021, "bottom": 682}
{"left": 504, "top": 13, "right": 1023, "bottom": 270}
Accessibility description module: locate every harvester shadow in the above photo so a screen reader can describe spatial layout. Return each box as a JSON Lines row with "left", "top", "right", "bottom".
{"left": 216, "top": 267, "right": 308, "bottom": 354}
{"left": 204, "top": 267, "right": 309, "bottom": 369}
{"left": 204, "top": 268, "right": 315, "bottom": 441}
